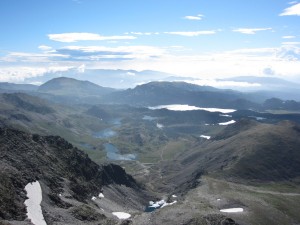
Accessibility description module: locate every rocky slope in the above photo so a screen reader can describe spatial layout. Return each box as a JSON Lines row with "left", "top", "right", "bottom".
{"left": 0, "top": 127, "right": 148, "bottom": 225}
{"left": 168, "top": 119, "right": 300, "bottom": 191}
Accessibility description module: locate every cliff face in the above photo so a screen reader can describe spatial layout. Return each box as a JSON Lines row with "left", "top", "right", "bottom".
{"left": 0, "top": 127, "right": 142, "bottom": 224}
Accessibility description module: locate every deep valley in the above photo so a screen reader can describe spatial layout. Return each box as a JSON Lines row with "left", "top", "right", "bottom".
{"left": 1, "top": 78, "right": 300, "bottom": 225}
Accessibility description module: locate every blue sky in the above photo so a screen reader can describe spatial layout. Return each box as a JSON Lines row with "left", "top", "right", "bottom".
{"left": 1, "top": 0, "right": 300, "bottom": 83}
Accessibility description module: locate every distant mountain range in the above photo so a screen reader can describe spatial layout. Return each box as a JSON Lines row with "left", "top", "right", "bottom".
{"left": 0, "top": 82, "right": 38, "bottom": 93}
{"left": 38, "top": 77, "right": 115, "bottom": 97}
{"left": 1, "top": 77, "right": 300, "bottom": 111}
{"left": 220, "top": 76, "right": 300, "bottom": 100}
{"left": 24, "top": 68, "right": 175, "bottom": 89}
{"left": 104, "top": 81, "right": 259, "bottom": 109}
{"left": 21, "top": 68, "right": 300, "bottom": 98}
{"left": 221, "top": 76, "right": 299, "bottom": 89}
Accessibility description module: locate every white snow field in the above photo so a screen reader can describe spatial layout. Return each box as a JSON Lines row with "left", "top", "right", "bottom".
{"left": 24, "top": 181, "right": 47, "bottom": 225}
{"left": 112, "top": 212, "right": 131, "bottom": 219}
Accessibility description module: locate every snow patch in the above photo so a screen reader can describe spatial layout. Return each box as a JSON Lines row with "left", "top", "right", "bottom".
{"left": 91, "top": 196, "right": 97, "bottom": 201}
{"left": 172, "top": 195, "right": 177, "bottom": 198}
{"left": 149, "top": 200, "right": 164, "bottom": 208}
{"left": 24, "top": 181, "right": 47, "bottom": 225}
{"left": 218, "top": 120, "right": 236, "bottom": 125}
{"left": 98, "top": 193, "right": 104, "bottom": 198}
{"left": 161, "top": 200, "right": 177, "bottom": 208}
{"left": 112, "top": 212, "right": 131, "bottom": 219}
{"left": 220, "top": 208, "right": 244, "bottom": 213}
{"left": 156, "top": 123, "right": 164, "bottom": 129}
{"left": 248, "top": 116, "right": 265, "bottom": 120}
{"left": 220, "top": 114, "right": 232, "bottom": 117}
{"left": 149, "top": 199, "right": 177, "bottom": 209}
{"left": 200, "top": 135, "right": 211, "bottom": 140}
{"left": 149, "top": 200, "right": 165, "bottom": 208}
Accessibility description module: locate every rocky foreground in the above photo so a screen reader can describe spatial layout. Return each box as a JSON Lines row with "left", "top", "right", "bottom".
{"left": 0, "top": 127, "right": 241, "bottom": 225}
{"left": 0, "top": 127, "right": 150, "bottom": 225}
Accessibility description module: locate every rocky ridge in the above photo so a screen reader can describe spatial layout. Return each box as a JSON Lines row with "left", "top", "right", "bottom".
{"left": 0, "top": 127, "right": 147, "bottom": 224}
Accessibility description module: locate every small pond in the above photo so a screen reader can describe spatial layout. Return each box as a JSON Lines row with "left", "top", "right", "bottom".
{"left": 93, "top": 128, "right": 117, "bottom": 139}
{"left": 104, "top": 143, "right": 136, "bottom": 161}
{"left": 93, "top": 118, "right": 122, "bottom": 139}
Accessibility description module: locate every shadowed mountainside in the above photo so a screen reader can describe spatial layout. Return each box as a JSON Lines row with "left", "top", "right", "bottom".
{"left": 0, "top": 127, "right": 148, "bottom": 224}
{"left": 104, "top": 81, "right": 260, "bottom": 109}
{"left": 0, "top": 82, "right": 38, "bottom": 93}
{"left": 169, "top": 119, "right": 300, "bottom": 192}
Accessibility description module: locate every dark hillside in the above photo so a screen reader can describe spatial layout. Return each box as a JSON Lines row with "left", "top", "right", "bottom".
{"left": 104, "top": 81, "right": 260, "bottom": 109}
{"left": 0, "top": 127, "right": 143, "bottom": 223}
{"left": 168, "top": 120, "right": 300, "bottom": 194}
{"left": 1, "top": 93, "right": 54, "bottom": 114}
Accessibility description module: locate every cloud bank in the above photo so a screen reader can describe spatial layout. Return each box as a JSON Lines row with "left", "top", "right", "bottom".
{"left": 48, "top": 33, "right": 136, "bottom": 42}
{"left": 1, "top": 43, "right": 300, "bottom": 83}
{"left": 232, "top": 28, "right": 272, "bottom": 34}
{"left": 280, "top": 3, "right": 300, "bottom": 16}
{"left": 184, "top": 14, "right": 204, "bottom": 20}
{"left": 165, "top": 30, "right": 216, "bottom": 37}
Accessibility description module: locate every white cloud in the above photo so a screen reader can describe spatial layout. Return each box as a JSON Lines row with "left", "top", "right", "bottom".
{"left": 0, "top": 66, "right": 72, "bottom": 83}
{"left": 1, "top": 44, "right": 300, "bottom": 83}
{"left": 164, "top": 30, "right": 216, "bottom": 37}
{"left": 280, "top": 3, "right": 300, "bottom": 16}
{"left": 183, "top": 79, "right": 261, "bottom": 88}
{"left": 2, "top": 51, "right": 68, "bottom": 63}
{"left": 48, "top": 32, "right": 136, "bottom": 42}
{"left": 130, "top": 32, "right": 156, "bottom": 35}
{"left": 77, "top": 64, "right": 85, "bottom": 73}
{"left": 276, "top": 45, "right": 300, "bottom": 60}
{"left": 119, "top": 45, "right": 300, "bottom": 79}
{"left": 29, "top": 81, "right": 43, "bottom": 86}
{"left": 126, "top": 72, "right": 135, "bottom": 76}
{"left": 289, "top": 1, "right": 298, "bottom": 5}
{"left": 232, "top": 28, "right": 272, "bottom": 34}
{"left": 58, "top": 45, "right": 166, "bottom": 60}
{"left": 263, "top": 67, "right": 275, "bottom": 76}
{"left": 282, "top": 42, "right": 300, "bottom": 45}
{"left": 184, "top": 14, "right": 204, "bottom": 20}
{"left": 38, "top": 45, "right": 52, "bottom": 51}
{"left": 282, "top": 35, "right": 296, "bottom": 39}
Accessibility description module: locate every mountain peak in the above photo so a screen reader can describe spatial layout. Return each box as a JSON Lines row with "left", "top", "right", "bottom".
{"left": 38, "top": 77, "right": 115, "bottom": 97}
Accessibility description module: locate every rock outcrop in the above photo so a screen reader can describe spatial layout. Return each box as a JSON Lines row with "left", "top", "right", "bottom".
{"left": 0, "top": 127, "right": 144, "bottom": 224}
